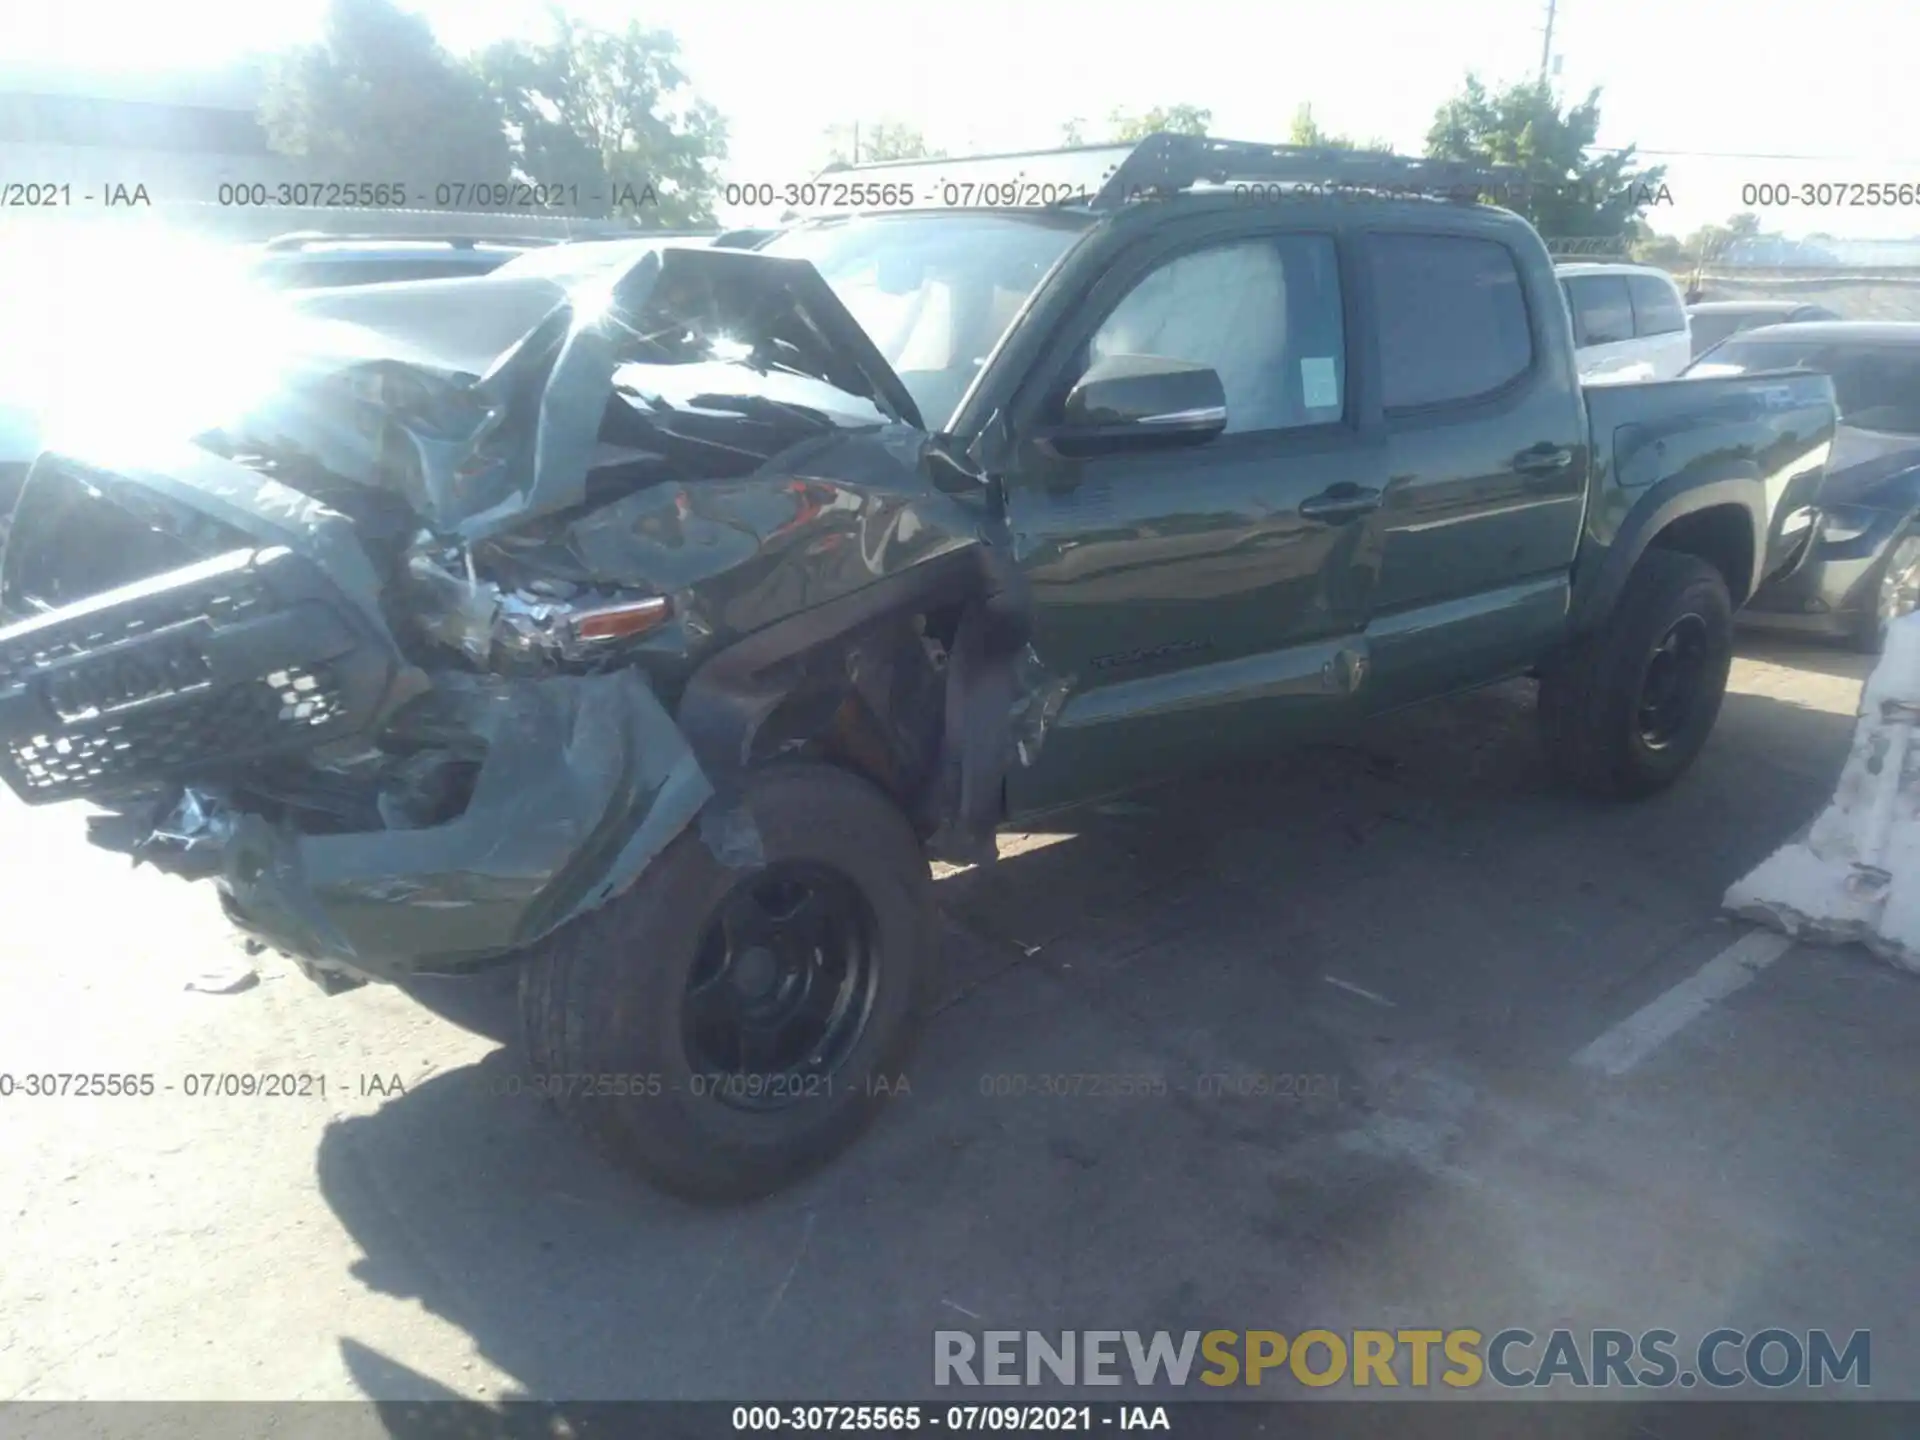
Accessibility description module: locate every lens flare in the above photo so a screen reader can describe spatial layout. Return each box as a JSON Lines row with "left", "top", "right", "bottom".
{"left": 0, "top": 221, "right": 313, "bottom": 458}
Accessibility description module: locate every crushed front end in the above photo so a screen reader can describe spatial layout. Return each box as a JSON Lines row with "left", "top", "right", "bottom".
{"left": 0, "top": 245, "right": 1026, "bottom": 992}
{"left": 0, "top": 448, "right": 714, "bottom": 989}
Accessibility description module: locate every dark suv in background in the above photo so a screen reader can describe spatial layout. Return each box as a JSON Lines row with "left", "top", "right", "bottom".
{"left": 1687, "top": 300, "right": 1844, "bottom": 358}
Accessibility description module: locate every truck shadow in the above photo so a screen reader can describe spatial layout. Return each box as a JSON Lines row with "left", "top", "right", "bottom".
{"left": 315, "top": 679, "right": 1863, "bottom": 1403}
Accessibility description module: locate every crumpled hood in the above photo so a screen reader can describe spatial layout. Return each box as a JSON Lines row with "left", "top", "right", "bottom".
{"left": 213, "top": 245, "right": 927, "bottom": 542}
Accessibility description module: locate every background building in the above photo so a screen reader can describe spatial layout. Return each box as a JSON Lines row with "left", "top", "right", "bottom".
{"left": 0, "top": 62, "right": 285, "bottom": 209}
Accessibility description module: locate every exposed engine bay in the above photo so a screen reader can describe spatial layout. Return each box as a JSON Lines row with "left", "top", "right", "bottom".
{"left": 0, "top": 245, "right": 1050, "bottom": 990}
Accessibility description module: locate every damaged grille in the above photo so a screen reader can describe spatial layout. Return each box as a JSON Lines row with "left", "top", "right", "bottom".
{"left": 0, "top": 572, "right": 268, "bottom": 686}
{"left": 0, "top": 538, "right": 404, "bottom": 805}
{"left": 8, "top": 659, "right": 351, "bottom": 797}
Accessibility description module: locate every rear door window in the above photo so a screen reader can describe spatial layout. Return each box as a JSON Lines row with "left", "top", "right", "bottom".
{"left": 1565, "top": 275, "right": 1634, "bottom": 346}
{"left": 1365, "top": 232, "right": 1533, "bottom": 411}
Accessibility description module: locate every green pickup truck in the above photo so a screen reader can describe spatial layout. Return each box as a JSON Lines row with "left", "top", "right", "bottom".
{"left": 0, "top": 136, "right": 1835, "bottom": 1201}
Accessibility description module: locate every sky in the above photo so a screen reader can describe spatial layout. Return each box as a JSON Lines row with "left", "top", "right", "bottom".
{"left": 3, "top": 0, "right": 1918, "bottom": 240}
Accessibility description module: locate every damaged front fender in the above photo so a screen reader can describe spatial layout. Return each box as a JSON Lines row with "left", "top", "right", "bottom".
{"left": 132, "top": 670, "right": 716, "bottom": 985}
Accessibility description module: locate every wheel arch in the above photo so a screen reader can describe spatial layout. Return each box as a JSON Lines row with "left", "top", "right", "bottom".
{"left": 1571, "top": 468, "right": 1766, "bottom": 634}
{"left": 674, "top": 543, "right": 1034, "bottom": 865}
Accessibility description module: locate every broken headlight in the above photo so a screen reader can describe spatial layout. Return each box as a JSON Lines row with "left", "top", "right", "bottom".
{"left": 404, "top": 548, "right": 671, "bottom": 673}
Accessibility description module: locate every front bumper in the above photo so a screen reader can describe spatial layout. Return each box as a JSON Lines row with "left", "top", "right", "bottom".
{"left": 199, "top": 670, "right": 713, "bottom": 984}
{"left": 77, "top": 669, "right": 716, "bottom": 988}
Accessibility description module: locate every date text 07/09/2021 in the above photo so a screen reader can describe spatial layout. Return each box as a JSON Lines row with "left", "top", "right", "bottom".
{"left": 0, "top": 1071, "right": 405, "bottom": 1099}
{"left": 1, "top": 182, "right": 149, "bottom": 207}
{"left": 209, "top": 180, "right": 660, "bottom": 211}
{"left": 0, "top": 1070, "right": 1351, "bottom": 1104}
{"left": 731, "top": 1405, "right": 1170, "bottom": 1432}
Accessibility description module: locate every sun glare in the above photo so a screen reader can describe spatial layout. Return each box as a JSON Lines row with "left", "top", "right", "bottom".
{"left": 0, "top": 221, "right": 305, "bottom": 455}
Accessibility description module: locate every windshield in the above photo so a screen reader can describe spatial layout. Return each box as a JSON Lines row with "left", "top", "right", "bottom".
{"left": 1690, "top": 339, "right": 1920, "bottom": 435}
{"left": 759, "top": 212, "right": 1089, "bottom": 428}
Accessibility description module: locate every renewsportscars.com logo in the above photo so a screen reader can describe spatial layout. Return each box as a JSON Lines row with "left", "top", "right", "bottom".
{"left": 933, "top": 1329, "right": 1871, "bottom": 1390}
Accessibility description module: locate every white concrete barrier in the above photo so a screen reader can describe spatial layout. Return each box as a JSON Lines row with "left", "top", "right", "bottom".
{"left": 1724, "top": 612, "right": 1920, "bottom": 973}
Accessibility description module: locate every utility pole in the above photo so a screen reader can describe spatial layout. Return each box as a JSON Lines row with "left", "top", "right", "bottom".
{"left": 853, "top": 121, "right": 861, "bottom": 165}
{"left": 1539, "top": 0, "right": 1558, "bottom": 85}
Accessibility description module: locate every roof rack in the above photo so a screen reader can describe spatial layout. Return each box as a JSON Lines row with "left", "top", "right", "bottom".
{"left": 1091, "top": 133, "right": 1522, "bottom": 209}
{"left": 812, "top": 132, "right": 1524, "bottom": 213}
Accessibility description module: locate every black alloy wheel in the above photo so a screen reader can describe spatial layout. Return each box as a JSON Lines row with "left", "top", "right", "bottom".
{"left": 1636, "top": 613, "right": 1712, "bottom": 751}
{"left": 682, "top": 862, "right": 881, "bottom": 1111}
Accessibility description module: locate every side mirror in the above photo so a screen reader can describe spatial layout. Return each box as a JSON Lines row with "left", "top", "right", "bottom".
{"left": 1049, "top": 354, "right": 1227, "bottom": 454}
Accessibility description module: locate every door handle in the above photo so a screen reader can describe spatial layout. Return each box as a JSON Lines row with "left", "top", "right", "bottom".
{"left": 1514, "top": 445, "right": 1575, "bottom": 476}
{"left": 1299, "top": 484, "right": 1382, "bottom": 522}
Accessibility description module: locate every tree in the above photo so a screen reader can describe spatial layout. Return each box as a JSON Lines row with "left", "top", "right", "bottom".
{"left": 1425, "top": 75, "right": 1669, "bottom": 242}
{"left": 1063, "top": 105, "right": 1211, "bottom": 144}
{"left": 1682, "top": 212, "right": 1767, "bottom": 267}
{"left": 261, "top": 0, "right": 511, "bottom": 190}
{"left": 1627, "top": 222, "right": 1687, "bottom": 268}
{"left": 481, "top": 10, "right": 727, "bottom": 225}
{"left": 1107, "top": 104, "right": 1212, "bottom": 141}
{"left": 1287, "top": 104, "right": 1392, "bottom": 152}
{"left": 823, "top": 120, "right": 944, "bottom": 166}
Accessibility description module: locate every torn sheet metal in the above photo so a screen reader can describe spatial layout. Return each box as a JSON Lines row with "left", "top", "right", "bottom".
{"left": 86, "top": 788, "right": 236, "bottom": 882}
{"left": 481, "top": 424, "right": 990, "bottom": 658}
{"left": 95, "top": 670, "right": 713, "bottom": 983}
{"left": 1009, "top": 643, "right": 1073, "bottom": 768}
{"left": 202, "top": 245, "right": 928, "bottom": 544}
{"left": 5, "top": 444, "right": 396, "bottom": 631}
{"left": 1725, "top": 611, "right": 1920, "bottom": 973}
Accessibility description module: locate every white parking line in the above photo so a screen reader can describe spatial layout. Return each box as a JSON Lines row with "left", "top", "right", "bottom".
{"left": 1572, "top": 929, "right": 1795, "bottom": 1077}
{"left": 1323, "top": 974, "right": 1396, "bottom": 1007}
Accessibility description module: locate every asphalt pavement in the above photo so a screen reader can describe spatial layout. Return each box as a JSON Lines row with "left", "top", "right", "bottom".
{"left": 1, "top": 636, "right": 1915, "bottom": 1404}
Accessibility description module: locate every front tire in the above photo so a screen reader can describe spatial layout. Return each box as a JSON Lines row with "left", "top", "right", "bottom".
{"left": 1538, "top": 550, "right": 1734, "bottom": 799}
{"left": 519, "top": 763, "right": 936, "bottom": 1204}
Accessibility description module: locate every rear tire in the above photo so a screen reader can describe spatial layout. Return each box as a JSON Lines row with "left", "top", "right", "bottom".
{"left": 518, "top": 763, "right": 936, "bottom": 1204}
{"left": 1538, "top": 550, "right": 1734, "bottom": 799}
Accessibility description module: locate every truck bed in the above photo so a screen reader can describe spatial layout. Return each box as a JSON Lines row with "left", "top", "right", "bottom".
{"left": 1581, "top": 368, "right": 1836, "bottom": 602}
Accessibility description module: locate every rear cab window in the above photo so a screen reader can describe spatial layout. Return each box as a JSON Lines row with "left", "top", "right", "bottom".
{"left": 1564, "top": 275, "right": 1634, "bottom": 347}
{"left": 1627, "top": 274, "right": 1687, "bottom": 337}
{"left": 1365, "top": 232, "right": 1533, "bottom": 410}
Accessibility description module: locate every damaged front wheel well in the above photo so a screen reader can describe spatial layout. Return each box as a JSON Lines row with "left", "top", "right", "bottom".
{"left": 674, "top": 550, "right": 1034, "bottom": 868}
{"left": 744, "top": 603, "right": 966, "bottom": 836}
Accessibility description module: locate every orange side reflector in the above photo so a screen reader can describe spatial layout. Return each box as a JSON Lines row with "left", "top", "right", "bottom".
{"left": 571, "top": 596, "right": 671, "bottom": 642}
